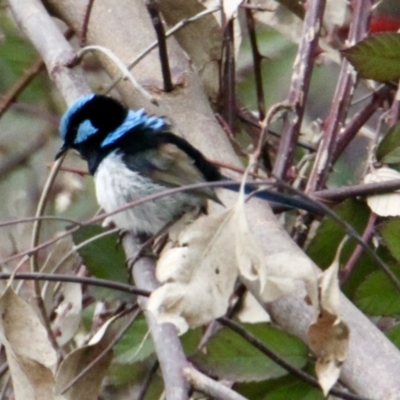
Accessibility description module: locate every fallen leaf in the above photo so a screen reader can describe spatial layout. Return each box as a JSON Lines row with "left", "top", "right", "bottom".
{"left": 237, "top": 291, "right": 271, "bottom": 323}
{"left": 364, "top": 167, "right": 400, "bottom": 216}
{"left": 308, "top": 238, "right": 349, "bottom": 395}
{"left": 55, "top": 314, "right": 124, "bottom": 400}
{"left": 0, "top": 286, "right": 65, "bottom": 400}
{"left": 52, "top": 283, "right": 82, "bottom": 346}
{"left": 148, "top": 209, "right": 239, "bottom": 334}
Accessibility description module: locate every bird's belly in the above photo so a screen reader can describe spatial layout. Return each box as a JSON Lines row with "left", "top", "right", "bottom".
{"left": 94, "top": 153, "right": 202, "bottom": 235}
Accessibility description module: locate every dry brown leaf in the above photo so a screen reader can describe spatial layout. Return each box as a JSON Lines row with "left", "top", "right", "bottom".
{"left": 55, "top": 315, "right": 121, "bottom": 400}
{"left": 309, "top": 310, "right": 349, "bottom": 395}
{"left": 0, "top": 286, "right": 65, "bottom": 400}
{"left": 308, "top": 239, "right": 349, "bottom": 395}
{"left": 52, "top": 283, "right": 82, "bottom": 346}
{"left": 150, "top": 184, "right": 320, "bottom": 333}
{"left": 148, "top": 209, "right": 239, "bottom": 334}
{"left": 364, "top": 167, "right": 400, "bottom": 216}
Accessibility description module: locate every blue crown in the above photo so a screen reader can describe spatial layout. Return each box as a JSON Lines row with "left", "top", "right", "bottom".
{"left": 101, "top": 109, "right": 166, "bottom": 147}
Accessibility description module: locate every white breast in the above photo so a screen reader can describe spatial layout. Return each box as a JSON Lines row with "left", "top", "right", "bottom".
{"left": 94, "top": 152, "right": 202, "bottom": 235}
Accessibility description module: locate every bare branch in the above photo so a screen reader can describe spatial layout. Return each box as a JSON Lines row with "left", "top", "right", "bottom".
{"left": 183, "top": 366, "right": 248, "bottom": 400}
{"left": 125, "top": 235, "right": 190, "bottom": 400}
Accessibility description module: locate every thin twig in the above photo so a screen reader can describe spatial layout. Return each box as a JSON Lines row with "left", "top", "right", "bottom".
{"left": 220, "top": 19, "right": 235, "bottom": 130}
{"left": 333, "top": 85, "right": 389, "bottom": 163}
{"left": 0, "top": 216, "right": 82, "bottom": 229}
{"left": 0, "top": 272, "right": 150, "bottom": 296}
{"left": 145, "top": 0, "right": 173, "bottom": 92}
{"left": 0, "top": 56, "right": 44, "bottom": 117}
{"left": 80, "top": 0, "right": 95, "bottom": 46}
{"left": 183, "top": 366, "right": 248, "bottom": 400}
{"left": 137, "top": 360, "right": 159, "bottom": 400}
{"left": 218, "top": 318, "right": 368, "bottom": 400}
{"left": 245, "top": 4, "right": 265, "bottom": 119}
{"left": 30, "top": 154, "right": 66, "bottom": 353}
{"left": 237, "top": 109, "right": 316, "bottom": 151}
{"left": 314, "top": 178, "right": 400, "bottom": 202}
{"left": 340, "top": 212, "right": 377, "bottom": 283}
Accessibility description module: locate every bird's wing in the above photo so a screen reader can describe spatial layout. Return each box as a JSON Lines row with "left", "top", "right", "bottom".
{"left": 123, "top": 143, "right": 221, "bottom": 203}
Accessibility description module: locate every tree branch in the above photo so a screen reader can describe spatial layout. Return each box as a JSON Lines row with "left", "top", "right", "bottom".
{"left": 124, "top": 235, "right": 190, "bottom": 400}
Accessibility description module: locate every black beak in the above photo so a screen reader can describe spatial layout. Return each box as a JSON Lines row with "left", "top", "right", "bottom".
{"left": 55, "top": 144, "right": 68, "bottom": 160}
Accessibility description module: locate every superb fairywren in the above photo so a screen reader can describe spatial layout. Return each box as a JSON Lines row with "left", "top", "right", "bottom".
{"left": 56, "top": 94, "right": 320, "bottom": 235}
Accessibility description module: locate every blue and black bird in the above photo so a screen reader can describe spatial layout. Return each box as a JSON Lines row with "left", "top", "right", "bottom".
{"left": 56, "top": 94, "right": 321, "bottom": 235}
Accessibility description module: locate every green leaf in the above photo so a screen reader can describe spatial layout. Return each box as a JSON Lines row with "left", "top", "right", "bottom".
{"left": 72, "top": 225, "right": 130, "bottom": 300}
{"left": 307, "top": 199, "right": 369, "bottom": 268}
{"left": 380, "top": 218, "right": 400, "bottom": 262}
{"left": 114, "top": 315, "right": 154, "bottom": 364}
{"left": 236, "top": 367, "right": 324, "bottom": 400}
{"left": 377, "top": 122, "right": 400, "bottom": 163}
{"left": 386, "top": 324, "right": 400, "bottom": 349}
{"left": 354, "top": 269, "right": 400, "bottom": 316}
{"left": 342, "top": 33, "right": 400, "bottom": 82}
{"left": 192, "top": 324, "right": 307, "bottom": 382}
{"left": 306, "top": 199, "right": 379, "bottom": 298}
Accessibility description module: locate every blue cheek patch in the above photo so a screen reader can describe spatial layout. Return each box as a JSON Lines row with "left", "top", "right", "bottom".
{"left": 75, "top": 119, "right": 98, "bottom": 144}
{"left": 59, "top": 93, "right": 95, "bottom": 140}
{"left": 101, "top": 109, "right": 166, "bottom": 147}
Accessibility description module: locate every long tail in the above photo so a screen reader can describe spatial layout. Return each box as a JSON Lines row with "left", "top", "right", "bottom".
{"left": 220, "top": 178, "right": 324, "bottom": 215}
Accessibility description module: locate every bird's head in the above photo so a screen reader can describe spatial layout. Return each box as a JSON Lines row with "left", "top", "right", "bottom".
{"left": 56, "top": 94, "right": 166, "bottom": 162}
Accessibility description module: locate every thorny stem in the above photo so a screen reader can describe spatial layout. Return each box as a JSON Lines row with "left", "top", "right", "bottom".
{"left": 332, "top": 86, "right": 390, "bottom": 163}
{"left": 306, "top": 0, "right": 373, "bottom": 193}
{"left": 272, "top": 0, "right": 326, "bottom": 179}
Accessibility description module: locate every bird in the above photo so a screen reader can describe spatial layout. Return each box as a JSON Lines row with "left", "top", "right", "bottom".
{"left": 56, "top": 94, "right": 322, "bottom": 236}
